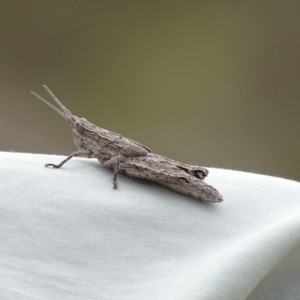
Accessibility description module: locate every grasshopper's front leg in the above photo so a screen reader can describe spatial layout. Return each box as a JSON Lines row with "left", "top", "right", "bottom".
{"left": 46, "top": 150, "right": 93, "bottom": 168}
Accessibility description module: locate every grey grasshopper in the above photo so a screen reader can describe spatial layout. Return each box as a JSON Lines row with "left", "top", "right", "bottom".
{"left": 31, "top": 86, "right": 223, "bottom": 203}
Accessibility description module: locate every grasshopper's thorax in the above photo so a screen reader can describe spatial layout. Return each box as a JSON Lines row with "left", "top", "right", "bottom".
{"left": 72, "top": 117, "right": 120, "bottom": 160}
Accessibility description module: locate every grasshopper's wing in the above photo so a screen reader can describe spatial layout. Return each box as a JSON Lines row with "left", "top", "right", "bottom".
{"left": 117, "top": 137, "right": 151, "bottom": 157}
{"left": 119, "top": 137, "right": 152, "bottom": 157}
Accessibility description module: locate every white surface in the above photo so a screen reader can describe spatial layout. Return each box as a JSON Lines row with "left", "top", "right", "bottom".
{"left": 0, "top": 151, "right": 300, "bottom": 300}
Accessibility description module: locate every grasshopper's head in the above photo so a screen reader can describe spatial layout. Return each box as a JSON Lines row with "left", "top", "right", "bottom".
{"left": 72, "top": 117, "right": 100, "bottom": 152}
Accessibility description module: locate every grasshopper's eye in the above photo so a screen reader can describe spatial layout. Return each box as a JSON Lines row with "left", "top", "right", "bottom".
{"left": 74, "top": 120, "right": 81, "bottom": 127}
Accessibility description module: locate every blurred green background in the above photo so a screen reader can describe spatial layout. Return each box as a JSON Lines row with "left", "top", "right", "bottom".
{"left": 1, "top": 1, "right": 299, "bottom": 181}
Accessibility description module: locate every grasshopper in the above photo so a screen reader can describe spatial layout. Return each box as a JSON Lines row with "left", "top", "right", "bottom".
{"left": 31, "top": 86, "right": 223, "bottom": 203}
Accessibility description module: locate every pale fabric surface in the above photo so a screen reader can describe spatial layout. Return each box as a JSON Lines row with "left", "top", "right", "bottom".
{"left": 0, "top": 151, "right": 299, "bottom": 300}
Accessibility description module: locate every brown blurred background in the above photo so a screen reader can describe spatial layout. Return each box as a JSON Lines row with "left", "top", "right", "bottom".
{"left": 1, "top": 1, "right": 299, "bottom": 181}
